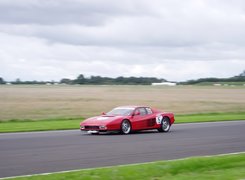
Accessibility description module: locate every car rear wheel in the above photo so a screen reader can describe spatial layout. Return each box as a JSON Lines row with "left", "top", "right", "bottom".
{"left": 158, "top": 117, "right": 170, "bottom": 132}
{"left": 120, "top": 120, "right": 131, "bottom": 134}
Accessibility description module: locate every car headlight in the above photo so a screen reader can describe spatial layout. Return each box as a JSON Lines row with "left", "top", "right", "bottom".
{"left": 99, "top": 125, "right": 107, "bottom": 130}
{"left": 80, "top": 125, "right": 85, "bottom": 129}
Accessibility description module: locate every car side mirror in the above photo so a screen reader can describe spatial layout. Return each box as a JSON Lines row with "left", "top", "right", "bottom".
{"left": 101, "top": 112, "right": 106, "bottom": 115}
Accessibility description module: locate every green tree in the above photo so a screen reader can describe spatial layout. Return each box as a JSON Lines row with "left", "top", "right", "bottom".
{"left": 74, "top": 74, "right": 86, "bottom": 84}
{"left": 0, "top": 77, "right": 5, "bottom": 84}
{"left": 60, "top": 78, "right": 72, "bottom": 84}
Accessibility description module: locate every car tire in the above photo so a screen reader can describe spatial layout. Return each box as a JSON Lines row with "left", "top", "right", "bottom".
{"left": 120, "top": 120, "right": 131, "bottom": 135}
{"left": 157, "top": 117, "right": 170, "bottom": 133}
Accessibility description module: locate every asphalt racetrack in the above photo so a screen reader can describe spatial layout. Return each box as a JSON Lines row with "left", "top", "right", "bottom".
{"left": 0, "top": 121, "right": 245, "bottom": 178}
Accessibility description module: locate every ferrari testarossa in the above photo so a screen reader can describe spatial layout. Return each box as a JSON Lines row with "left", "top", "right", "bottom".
{"left": 80, "top": 106, "right": 175, "bottom": 134}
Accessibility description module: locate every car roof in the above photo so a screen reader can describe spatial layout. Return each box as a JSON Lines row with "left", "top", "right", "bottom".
{"left": 115, "top": 105, "right": 150, "bottom": 109}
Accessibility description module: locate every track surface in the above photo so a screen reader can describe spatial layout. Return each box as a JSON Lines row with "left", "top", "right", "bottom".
{"left": 0, "top": 121, "right": 245, "bottom": 178}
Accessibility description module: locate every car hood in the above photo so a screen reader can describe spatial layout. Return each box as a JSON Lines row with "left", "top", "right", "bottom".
{"left": 81, "top": 115, "right": 123, "bottom": 125}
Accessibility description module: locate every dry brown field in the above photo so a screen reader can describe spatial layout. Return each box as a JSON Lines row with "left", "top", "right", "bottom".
{"left": 0, "top": 85, "right": 245, "bottom": 121}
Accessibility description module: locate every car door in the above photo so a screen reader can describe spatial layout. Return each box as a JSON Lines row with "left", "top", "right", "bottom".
{"left": 145, "top": 107, "right": 156, "bottom": 128}
{"left": 132, "top": 107, "right": 152, "bottom": 130}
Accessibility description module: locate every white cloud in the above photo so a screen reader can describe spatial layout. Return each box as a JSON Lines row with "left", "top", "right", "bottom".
{"left": 0, "top": 0, "right": 245, "bottom": 81}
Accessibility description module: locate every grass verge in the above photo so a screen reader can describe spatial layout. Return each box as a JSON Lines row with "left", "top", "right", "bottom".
{"left": 176, "top": 111, "right": 245, "bottom": 123}
{"left": 0, "top": 118, "right": 83, "bottom": 133}
{"left": 5, "top": 153, "right": 245, "bottom": 180}
{"left": 0, "top": 112, "right": 245, "bottom": 133}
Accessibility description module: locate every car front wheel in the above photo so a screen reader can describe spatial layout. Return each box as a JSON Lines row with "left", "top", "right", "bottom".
{"left": 158, "top": 117, "right": 170, "bottom": 132}
{"left": 120, "top": 120, "right": 131, "bottom": 134}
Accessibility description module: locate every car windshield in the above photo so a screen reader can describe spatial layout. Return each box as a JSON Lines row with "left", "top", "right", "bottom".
{"left": 106, "top": 108, "right": 134, "bottom": 116}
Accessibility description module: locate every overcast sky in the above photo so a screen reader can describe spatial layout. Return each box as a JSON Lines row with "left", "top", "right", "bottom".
{"left": 0, "top": 0, "right": 245, "bottom": 82}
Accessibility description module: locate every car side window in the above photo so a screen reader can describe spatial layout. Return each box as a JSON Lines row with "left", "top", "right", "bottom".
{"left": 138, "top": 108, "right": 147, "bottom": 116}
{"left": 134, "top": 109, "right": 140, "bottom": 115}
{"left": 145, "top": 107, "right": 153, "bottom": 114}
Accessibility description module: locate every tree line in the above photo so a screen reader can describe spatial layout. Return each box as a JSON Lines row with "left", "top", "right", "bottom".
{"left": 1, "top": 70, "right": 244, "bottom": 85}
{"left": 179, "top": 70, "right": 245, "bottom": 85}
{"left": 0, "top": 75, "right": 166, "bottom": 85}
{"left": 62, "top": 74, "right": 166, "bottom": 85}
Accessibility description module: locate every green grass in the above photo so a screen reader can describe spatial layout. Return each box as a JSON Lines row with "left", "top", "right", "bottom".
{"left": 0, "top": 112, "right": 245, "bottom": 133}
{"left": 7, "top": 153, "right": 245, "bottom": 180}
{"left": 0, "top": 118, "right": 83, "bottom": 133}
{"left": 176, "top": 112, "right": 245, "bottom": 123}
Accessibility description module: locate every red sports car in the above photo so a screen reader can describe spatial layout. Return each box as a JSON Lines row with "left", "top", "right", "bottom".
{"left": 80, "top": 106, "right": 175, "bottom": 134}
